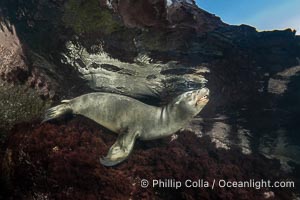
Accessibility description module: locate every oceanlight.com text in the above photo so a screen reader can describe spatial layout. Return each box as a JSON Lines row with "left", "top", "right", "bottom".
{"left": 140, "top": 179, "right": 295, "bottom": 190}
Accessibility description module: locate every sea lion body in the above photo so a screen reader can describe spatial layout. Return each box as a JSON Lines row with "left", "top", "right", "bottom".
{"left": 43, "top": 88, "right": 209, "bottom": 166}
{"left": 69, "top": 93, "right": 196, "bottom": 140}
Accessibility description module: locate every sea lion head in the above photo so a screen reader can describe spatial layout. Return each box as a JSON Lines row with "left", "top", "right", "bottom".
{"left": 173, "top": 87, "right": 209, "bottom": 116}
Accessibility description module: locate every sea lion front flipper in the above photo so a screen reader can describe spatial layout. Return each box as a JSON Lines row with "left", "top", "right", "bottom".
{"left": 100, "top": 131, "right": 139, "bottom": 167}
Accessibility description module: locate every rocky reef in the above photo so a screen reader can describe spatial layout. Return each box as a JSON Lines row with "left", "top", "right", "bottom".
{"left": 0, "top": 117, "right": 296, "bottom": 199}
{"left": 1, "top": 0, "right": 300, "bottom": 199}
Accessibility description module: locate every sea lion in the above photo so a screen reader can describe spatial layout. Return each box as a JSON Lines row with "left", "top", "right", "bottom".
{"left": 43, "top": 88, "right": 209, "bottom": 166}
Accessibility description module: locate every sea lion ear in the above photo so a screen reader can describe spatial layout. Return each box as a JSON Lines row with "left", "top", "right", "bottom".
{"left": 174, "top": 97, "right": 183, "bottom": 105}
{"left": 174, "top": 95, "right": 184, "bottom": 105}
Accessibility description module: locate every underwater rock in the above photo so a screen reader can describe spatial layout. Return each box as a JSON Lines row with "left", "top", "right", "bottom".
{"left": 1, "top": 0, "right": 299, "bottom": 105}
{"left": 0, "top": 22, "right": 27, "bottom": 83}
{"left": 62, "top": 41, "right": 208, "bottom": 99}
{"left": 0, "top": 21, "right": 90, "bottom": 134}
{"left": 0, "top": 22, "right": 56, "bottom": 135}
{"left": 267, "top": 65, "right": 300, "bottom": 94}
{"left": 0, "top": 117, "right": 296, "bottom": 199}
{"left": 0, "top": 22, "right": 49, "bottom": 134}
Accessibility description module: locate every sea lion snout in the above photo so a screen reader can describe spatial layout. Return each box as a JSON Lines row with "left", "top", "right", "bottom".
{"left": 195, "top": 88, "right": 209, "bottom": 106}
{"left": 196, "top": 87, "right": 209, "bottom": 97}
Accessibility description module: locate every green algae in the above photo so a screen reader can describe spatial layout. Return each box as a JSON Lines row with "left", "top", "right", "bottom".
{"left": 63, "top": 0, "right": 123, "bottom": 35}
{"left": 0, "top": 80, "right": 51, "bottom": 134}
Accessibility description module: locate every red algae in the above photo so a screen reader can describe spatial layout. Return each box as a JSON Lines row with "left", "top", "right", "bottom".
{"left": 1, "top": 116, "right": 295, "bottom": 200}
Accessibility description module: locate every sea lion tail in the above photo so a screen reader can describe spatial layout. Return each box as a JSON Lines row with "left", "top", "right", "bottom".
{"left": 42, "top": 100, "right": 72, "bottom": 123}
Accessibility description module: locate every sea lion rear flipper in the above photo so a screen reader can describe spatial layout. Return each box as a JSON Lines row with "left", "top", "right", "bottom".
{"left": 42, "top": 102, "right": 72, "bottom": 123}
{"left": 100, "top": 131, "right": 139, "bottom": 167}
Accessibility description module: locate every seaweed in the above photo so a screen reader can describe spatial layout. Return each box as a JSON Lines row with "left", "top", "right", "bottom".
{"left": 1, "top": 116, "right": 295, "bottom": 199}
